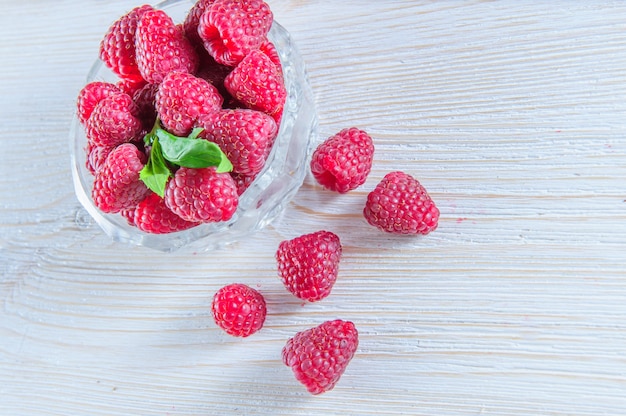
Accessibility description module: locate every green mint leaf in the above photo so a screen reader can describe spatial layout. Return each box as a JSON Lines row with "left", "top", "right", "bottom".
{"left": 139, "top": 138, "right": 172, "bottom": 198}
{"left": 156, "top": 129, "right": 233, "bottom": 172}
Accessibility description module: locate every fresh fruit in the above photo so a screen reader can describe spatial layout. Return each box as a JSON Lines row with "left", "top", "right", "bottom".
{"left": 363, "top": 171, "right": 439, "bottom": 235}
{"left": 282, "top": 320, "right": 358, "bottom": 395}
{"left": 99, "top": 4, "right": 154, "bottom": 84}
{"left": 310, "top": 127, "right": 374, "bottom": 194}
{"left": 156, "top": 71, "right": 223, "bottom": 136}
{"left": 135, "top": 9, "right": 199, "bottom": 83}
{"left": 92, "top": 143, "right": 150, "bottom": 213}
{"left": 276, "top": 230, "right": 342, "bottom": 302}
{"left": 198, "top": 109, "right": 277, "bottom": 176}
{"left": 230, "top": 172, "right": 257, "bottom": 195}
{"left": 76, "top": 82, "right": 122, "bottom": 125}
{"left": 182, "top": 0, "right": 216, "bottom": 49}
{"left": 198, "top": 0, "right": 273, "bottom": 66}
{"left": 134, "top": 192, "right": 199, "bottom": 234}
{"left": 224, "top": 49, "right": 286, "bottom": 118}
{"left": 132, "top": 82, "right": 159, "bottom": 129}
{"left": 164, "top": 166, "right": 239, "bottom": 223}
{"left": 212, "top": 283, "right": 267, "bottom": 337}
{"left": 85, "top": 92, "right": 143, "bottom": 148}
{"left": 85, "top": 142, "right": 113, "bottom": 176}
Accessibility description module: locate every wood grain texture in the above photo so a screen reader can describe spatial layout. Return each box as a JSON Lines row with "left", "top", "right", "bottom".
{"left": 1, "top": 1, "right": 625, "bottom": 415}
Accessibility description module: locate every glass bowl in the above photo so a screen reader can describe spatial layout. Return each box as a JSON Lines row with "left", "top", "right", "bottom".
{"left": 70, "top": 0, "right": 317, "bottom": 252}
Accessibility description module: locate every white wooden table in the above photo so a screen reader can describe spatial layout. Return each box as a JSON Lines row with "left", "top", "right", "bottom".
{"left": 1, "top": 1, "right": 625, "bottom": 414}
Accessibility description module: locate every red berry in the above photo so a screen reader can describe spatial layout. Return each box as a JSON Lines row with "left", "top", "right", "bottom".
{"left": 282, "top": 320, "right": 358, "bottom": 395}
{"left": 182, "top": 0, "right": 216, "bottom": 49}
{"left": 363, "top": 171, "right": 439, "bottom": 235}
{"left": 310, "top": 127, "right": 374, "bottom": 194}
{"left": 85, "top": 92, "right": 143, "bottom": 148}
{"left": 230, "top": 172, "right": 257, "bottom": 195}
{"left": 211, "top": 283, "right": 267, "bottom": 337}
{"left": 135, "top": 9, "right": 199, "bottom": 83}
{"left": 134, "top": 192, "right": 199, "bottom": 234}
{"left": 164, "top": 167, "right": 239, "bottom": 223}
{"left": 198, "top": 0, "right": 273, "bottom": 66}
{"left": 85, "top": 142, "right": 114, "bottom": 176}
{"left": 156, "top": 71, "right": 223, "bottom": 136}
{"left": 99, "top": 4, "right": 154, "bottom": 84}
{"left": 92, "top": 143, "right": 150, "bottom": 213}
{"left": 259, "top": 39, "right": 282, "bottom": 73}
{"left": 276, "top": 230, "right": 342, "bottom": 302}
{"left": 224, "top": 49, "right": 286, "bottom": 118}
{"left": 76, "top": 81, "right": 122, "bottom": 125}
{"left": 198, "top": 109, "right": 277, "bottom": 176}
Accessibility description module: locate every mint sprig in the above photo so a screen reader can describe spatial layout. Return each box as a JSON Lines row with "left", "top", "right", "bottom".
{"left": 139, "top": 120, "right": 233, "bottom": 198}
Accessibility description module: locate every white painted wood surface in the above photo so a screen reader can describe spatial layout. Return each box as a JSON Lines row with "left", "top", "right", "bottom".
{"left": 1, "top": 1, "right": 625, "bottom": 414}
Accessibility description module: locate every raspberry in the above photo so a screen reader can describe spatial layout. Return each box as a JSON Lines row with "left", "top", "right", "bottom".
{"left": 276, "top": 230, "right": 342, "bottom": 302}
{"left": 76, "top": 81, "right": 121, "bottom": 125}
{"left": 363, "top": 171, "right": 439, "bottom": 235}
{"left": 135, "top": 9, "right": 199, "bottom": 83}
{"left": 164, "top": 166, "right": 239, "bottom": 223}
{"left": 99, "top": 4, "right": 154, "bottom": 84}
{"left": 92, "top": 143, "right": 150, "bottom": 213}
{"left": 230, "top": 172, "right": 257, "bottom": 195}
{"left": 198, "top": 0, "right": 273, "bottom": 66}
{"left": 85, "top": 92, "right": 143, "bottom": 148}
{"left": 259, "top": 39, "right": 282, "bottom": 73}
{"left": 182, "top": 0, "right": 216, "bottom": 49}
{"left": 282, "top": 320, "right": 358, "bottom": 395}
{"left": 198, "top": 109, "right": 277, "bottom": 176}
{"left": 134, "top": 192, "right": 199, "bottom": 234}
{"left": 196, "top": 52, "right": 232, "bottom": 98}
{"left": 156, "top": 71, "right": 223, "bottom": 136}
{"left": 310, "top": 127, "right": 375, "bottom": 194}
{"left": 224, "top": 49, "right": 286, "bottom": 118}
{"left": 85, "top": 142, "right": 113, "bottom": 176}
{"left": 211, "top": 283, "right": 267, "bottom": 337}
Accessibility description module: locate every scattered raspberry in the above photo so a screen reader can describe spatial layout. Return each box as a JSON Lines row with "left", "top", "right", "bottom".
{"left": 134, "top": 192, "right": 199, "bottom": 234}
{"left": 135, "top": 9, "right": 199, "bottom": 83}
{"left": 99, "top": 4, "right": 154, "bottom": 84}
{"left": 85, "top": 92, "right": 143, "bottom": 148}
{"left": 164, "top": 166, "right": 239, "bottom": 223}
{"left": 310, "top": 127, "right": 374, "bottom": 194}
{"left": 156, "top": 71, "right": 223, "bottom": 136}
{"left": 276, "top": 230, "right": 342, "bottom": 302}
{"left": 224, "top": 49, "right": 286, "bottom": 118}
{"left": 282, "top": 320, "right": 358, "bottom": 395}
{"left": 198, "top": 109, "right": 277, "bottom": 176}
{"left": 76, "top": 82, "right": 122, "bottom": 125}
{"left": 363, "top": 171, "right": 439, "bottom": 235}
{"left": 92, "top": 143, "right": 150, "bottom": 213}
{"left": 198, "top": 0, "right": 273, "bottom": 66}
{"left": 212, "top": 283, "right": 267, "bottom": 337}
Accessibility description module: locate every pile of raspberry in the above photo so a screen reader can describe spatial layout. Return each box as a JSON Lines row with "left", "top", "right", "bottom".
{"left": 77, "top": 0, "right": 442, "bottom": 396}
{"left": 77, "top": 0, "right": 285, "bottom": 233}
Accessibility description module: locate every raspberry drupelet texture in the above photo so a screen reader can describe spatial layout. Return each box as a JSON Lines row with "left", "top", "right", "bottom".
{"left": 198, "top": 0, "right": 273, "bottom": 66}
{"left": 156, "top": 71, "right": 223, "bottom": 136}
{"left": 99, "top": 4, "right": 154, "bottom": 84}
{"left": 135, "top": 9, "right": 199, "bottom": 83}
{"left": 363, "top": 171, "right": 439, "bottom": 235}
{"left": 282, "top": 320, "right": 359, "bottom": 395}
{"left": 276, "top": 230, "right": 342, "bottom": 302}
{"left": 85, "top": 92, "right": 143, "bottom": 148}
{"left": 198, "top": 108, "right": 277, "bottom": 176}
{"left": 212, "top": 283, "right": 267, "bottom": 337}
{"left": 92, "top": 143, "right": 150, "bottom": 213}
{"left": 76, "top": 81, "right": 122, "bottom": 125}
{"left": 164, "top": 166, "right": 239, "bottom": 223}
{"left": 310, "top": 127, "right": 375, "bottom": 194}
{"left": 224, "top": 49, "right": 286, "bottom": 118}
{"left": 134, "top": 192, "right": 199, "bottom": 234}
